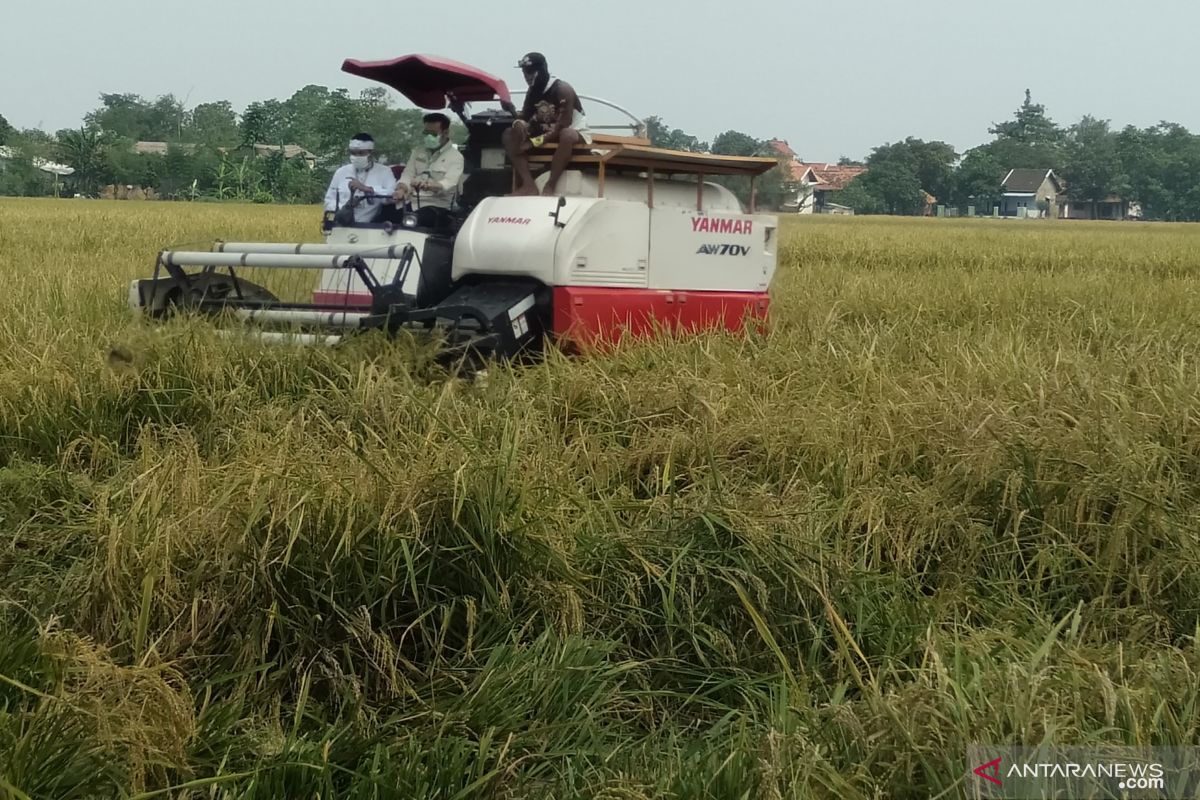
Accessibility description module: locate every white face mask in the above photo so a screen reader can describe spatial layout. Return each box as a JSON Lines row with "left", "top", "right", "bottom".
{"left": 349, "top": 155, "right": 370, "bottom": 170}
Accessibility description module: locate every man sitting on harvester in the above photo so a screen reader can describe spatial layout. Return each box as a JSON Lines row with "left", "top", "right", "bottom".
{"left": 392, "top": 112, "right": 464, "bottom": 228}
{"left": 323, "top": 133, "right": 397, "bottom": 223}
{"left": 502, "top": 52, "right": 593, "bottom": 197}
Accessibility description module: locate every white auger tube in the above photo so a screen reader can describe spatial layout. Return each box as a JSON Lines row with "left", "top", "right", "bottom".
{"left": 231, "top": 309, "right": 369, "bottom": 328}
{"left": 214, "top": 242, "right": 417, "bottom": 258}
{"left": 214, "top": 330, "right": 343, "bottom": 347}
{"left": 159, "top": 251, "right": 361, "bottom": 269}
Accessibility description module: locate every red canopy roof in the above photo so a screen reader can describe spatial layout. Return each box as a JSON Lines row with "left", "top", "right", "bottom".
{"left": 341, "top": 53, "right": 513, "bottom": 109}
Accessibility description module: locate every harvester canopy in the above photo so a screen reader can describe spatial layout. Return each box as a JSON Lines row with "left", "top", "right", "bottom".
{"left": 340, "top": 53, "right": 513, "bottom": 109}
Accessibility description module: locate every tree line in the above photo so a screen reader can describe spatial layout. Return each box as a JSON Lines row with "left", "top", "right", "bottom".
{"left": 4, "top": 88, "right": 1200, "bottom": 220}
{"left": 0, "top": 87, "right": 433, "bottom": 203}
{"left": 649, "top": 91, "right": 1200, "bottom": 221}
{"left": 827, "top": 90, "right": 1200, "bottom": 219}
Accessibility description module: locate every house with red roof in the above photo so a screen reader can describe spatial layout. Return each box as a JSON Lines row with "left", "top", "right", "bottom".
{"left": 790, "top": 162, "right": 868, "bottom": 214}
{"left": 800, "top": 164, "right": 868, "bottom": 213}
{"left": 765, "top": 140, "right": 867, "bottom": 214}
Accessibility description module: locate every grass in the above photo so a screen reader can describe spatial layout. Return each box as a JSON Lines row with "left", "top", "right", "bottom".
{"left": 1, "top": 197, "right": 1198, "bottom": 798}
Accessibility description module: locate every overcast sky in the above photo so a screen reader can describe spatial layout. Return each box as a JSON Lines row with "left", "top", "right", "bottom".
{"left": 2, "top": 0, "right": 1197, "bottom": 161}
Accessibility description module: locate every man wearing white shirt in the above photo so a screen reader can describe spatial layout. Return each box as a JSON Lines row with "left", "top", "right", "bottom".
{"left": 393, "top": 114, "right": 464, "bottom": 228}
{"left": 323, "top": 133, "right": 397, "bottom": 224}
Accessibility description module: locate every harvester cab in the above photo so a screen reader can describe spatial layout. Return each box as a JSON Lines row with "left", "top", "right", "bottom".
{"left": 127, "top": 53, "right": 781, "bottom": 363}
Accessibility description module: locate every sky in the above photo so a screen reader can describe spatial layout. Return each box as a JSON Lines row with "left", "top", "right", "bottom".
{"left": 2, "top": 0, "right": 1198, "bottom": 162}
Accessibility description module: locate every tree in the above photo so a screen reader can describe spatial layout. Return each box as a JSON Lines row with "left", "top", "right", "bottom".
{"left": 0, "top": 150, "right": 48, "bottom": 196}
{"left": 711, "top": 130, "right": 761, "bottom": 157}
{"left": 1061, "top": 115, "right": 1128, "bottom": 218}
{"left": 312, "top": 89, "right": 366, "bottom": 162}
{"left": 990, "top": 89, "right": 1062, "bottom": 145}
{"left": 984, "top": 89, "right": 1065, "bottom": 171}
{"left": 644, "top": 116, "right": 708, "bottom": 152}
{"left": 84, "top": 92, "right": 187, "bottom": 141}
{"left": 906, "top": 138, "right": 957, "bottom": 203}
{"left": 826, "top": 177, "right": 882, "bottom": 215}
{"left": 189, "top": 101, "right": 239, "bottom": 146}
{"left": 833, "top": 137, "right": 954, "bottom": 215}
{"left": 858, "top": 158, "right": 923, "bottom": 215}
{"left": 1116, "top": 122, "right": 1200, "bottom": 221}
{"left": 240, "top": 100, "right": 287, "bottom": 147}
{"left": 56, "top": 127, "right": 112, "bottom": 195}
{"left": 708, "top": 130, "right": 776, "bottom": 209}
{"left": 952, "top": 147, "right": 1005, "bottom": 212}
{"left": 0, "top": 113, "right": 12, "bottom": 145}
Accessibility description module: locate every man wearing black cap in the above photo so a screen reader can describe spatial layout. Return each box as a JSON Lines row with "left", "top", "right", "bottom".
{"left": 502, "top": 52, "right": 592, "bottom": 196}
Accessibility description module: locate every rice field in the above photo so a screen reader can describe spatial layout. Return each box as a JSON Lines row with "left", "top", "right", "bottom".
{"left": 1, "top": 197, "right": 1199, "bottom": 798}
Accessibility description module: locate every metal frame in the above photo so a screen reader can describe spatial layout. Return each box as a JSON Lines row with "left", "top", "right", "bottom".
{"left": 148, "top": 245, "right": 418, "bottom": 318}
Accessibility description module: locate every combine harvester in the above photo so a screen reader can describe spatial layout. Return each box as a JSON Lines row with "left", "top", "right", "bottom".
{"left": 128, "top": 54, "right": 781, "bottom": 364}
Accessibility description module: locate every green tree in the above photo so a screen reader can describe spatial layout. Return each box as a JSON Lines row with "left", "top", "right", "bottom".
{"left": 56, "top": 127, "right": 112, "bottom": 195}
{"left": 84, "top": 93, "right": 187, "bottom": 141}
{"left": 834, "top": 137, "right": 953, "bottom": 215}
{"left": 905, "top": 138, "right": 957, "bottom": 203}
{"left": 711, "top": 130, "right": 761, "bottom": 157}
{"left": 827, "top": 178, "right": 882, "bottom": 215}
{"left": 240, "top": 100, "right": 287, "bottom": 147}
{"left": 984, "top": 89, "right": 1065, "bottom": 170}
{"left": 189, "top": 101, "right": 239, "bottom": 146}
{"left": 312, "top": 89, "right": 367, "bottom": 162}
{"left": 858, "top": 157, "right": 922, "bottom": 215}
{"left": 1116, "top": 122, "right": 1200, "bottom": 221}
{"left": 990, "top": 89, "right": 1062, "bottom": 145}
{"left": 18, "top": 128, "right": 55, "bottom": 151}
{"left": 952, "top": 147, "right": 1005, "bottom": 212}
{"left": 645, "top": 116, "right": 709, "bottom": 152}
{"left": 105, "top": 138, "right": 158, "bottom": 190}
{"left": 710, "top": 130, "right": 790, "bottom": 210}
{"left": 752, "top": 153, "right": 800, "bottom": 212}
{"left": 0, "top": 151, "right": 48, "bottom": 196}
{"left": 0, "top": 113, "right": 12, "bottom": 145}
{"left": 1061, "top": 115, "right": 1128, "bottom": 218}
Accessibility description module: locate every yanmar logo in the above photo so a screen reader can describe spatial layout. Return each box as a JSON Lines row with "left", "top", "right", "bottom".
{"left": 692, "top": 217, "right": 753, "bottom": 235}
{"left": 488, "top": 216, "right": 532, "bottom": 225}
{"left": 697, "top": 244, "right": 752, "bottom": 256}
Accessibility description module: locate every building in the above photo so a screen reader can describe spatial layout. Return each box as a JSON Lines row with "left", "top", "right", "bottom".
{"left": 761, "top": 141, "right": 870, "bottom": 213}
{"left": 1000, "top": 168, "right": 1063, "bottom": 218}
{"left": 0, "top": 144, "right": 76, "bottom": 176}
{"left": 790, "top": 162, "right": 868, "bottom": 214}
{"left": 1061, "top": 195, "right": 1140, "bottom": 221}
{"left": 234, "top": 143, "right": 318, "bottom": 169}
{"left": 133, "top": 141, "right": 317, "bottom": 168}
{"left": 132, "top": 141, "right": 199, "bottom": 156}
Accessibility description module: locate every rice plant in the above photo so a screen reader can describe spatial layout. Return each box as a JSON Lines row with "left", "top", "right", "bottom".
{"left": 1, "top": 198, "right": 1198, "bottom": 798}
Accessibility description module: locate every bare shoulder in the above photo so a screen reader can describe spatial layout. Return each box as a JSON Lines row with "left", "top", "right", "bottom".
{"left": 555, "top": 79, "right": 578, "bottom": 100}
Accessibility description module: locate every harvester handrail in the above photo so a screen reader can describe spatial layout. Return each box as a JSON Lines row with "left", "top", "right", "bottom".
{"left": 508, "top": 90, "right": 646, "bottom": 135}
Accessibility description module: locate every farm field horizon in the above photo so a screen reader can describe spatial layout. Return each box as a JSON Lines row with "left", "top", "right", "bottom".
{"left": 1, "top": 198, "right": 1199, "bottom": 798}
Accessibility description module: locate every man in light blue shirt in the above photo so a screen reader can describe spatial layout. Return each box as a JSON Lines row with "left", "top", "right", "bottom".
{"left": 394, "top": 113, "right": 465, "bottom": 227}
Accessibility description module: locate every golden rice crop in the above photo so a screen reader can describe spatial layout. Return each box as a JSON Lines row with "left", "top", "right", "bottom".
{"left": 1, "top": 197, "right": 1199, "bottom": 798}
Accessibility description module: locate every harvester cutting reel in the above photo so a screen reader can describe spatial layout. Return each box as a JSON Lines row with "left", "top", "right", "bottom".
{"left": 128, "top": 244, "right": 546, "bottom": 368}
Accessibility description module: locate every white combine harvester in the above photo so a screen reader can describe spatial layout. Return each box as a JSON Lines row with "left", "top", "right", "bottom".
{"left": 128, "top": 54, "right": 780, "bottom": 363}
